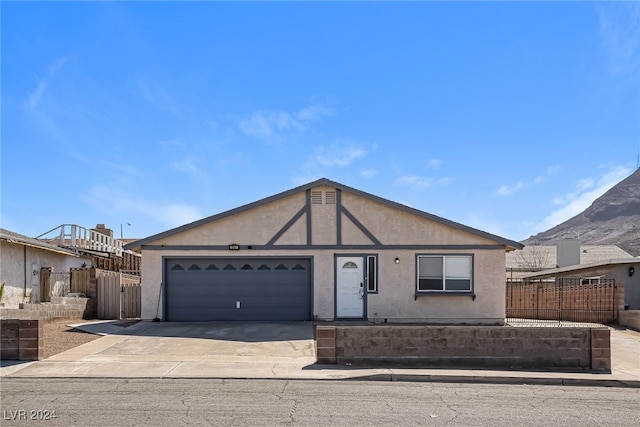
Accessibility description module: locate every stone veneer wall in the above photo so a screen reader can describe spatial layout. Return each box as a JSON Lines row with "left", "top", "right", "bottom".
{"left": 0, "top": 319, "right": 44, "bottom": 361}
{"left": 315, "top": 325, "right": 611, "bottom": 372}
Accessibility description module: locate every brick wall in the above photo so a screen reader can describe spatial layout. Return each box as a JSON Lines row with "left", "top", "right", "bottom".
{"left": 316, "top": 325, "right": 611, "bottom": 372}
{"left": 0, "top": 319, "right": 44, "bottom": 361}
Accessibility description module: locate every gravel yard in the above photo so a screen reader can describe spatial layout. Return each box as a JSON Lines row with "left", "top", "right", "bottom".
{"left": 43, "top": 319, "right": 102, "bottom": 359}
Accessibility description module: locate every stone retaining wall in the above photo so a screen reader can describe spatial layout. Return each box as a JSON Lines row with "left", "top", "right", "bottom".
{"left": 0, "top": 319, "right": 44, "bottom": 361}
{"left": 315, "top": 325, "right": 611, "bottom": 372}
{"left": 0, "top": 297, "right": 89, "bottom": 321}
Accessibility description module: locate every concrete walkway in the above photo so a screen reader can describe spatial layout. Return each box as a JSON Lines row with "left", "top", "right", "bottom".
{"left": 2, "top": 321, "right": 639, "bottom": 387}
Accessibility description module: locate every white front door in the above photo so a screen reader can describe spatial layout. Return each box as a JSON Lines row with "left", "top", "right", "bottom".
{"left": 336, "top": 256, "right": 364, "bottom": 318}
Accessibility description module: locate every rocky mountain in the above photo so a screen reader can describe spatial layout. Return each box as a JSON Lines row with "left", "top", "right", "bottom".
{"left": 523, "top": 168, "right": 640, "bottom": 256}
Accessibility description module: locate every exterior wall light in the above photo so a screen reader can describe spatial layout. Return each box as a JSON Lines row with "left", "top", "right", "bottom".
{"left": 630, "top": 266, "right": 635, "bottom": 277}
{"left": 395, "top": 257, "right": 400, "bottom": 264}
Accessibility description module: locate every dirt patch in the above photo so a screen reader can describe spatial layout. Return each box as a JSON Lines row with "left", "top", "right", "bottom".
{"left": 44, "top": 319, "right": 102, "bottom": 359}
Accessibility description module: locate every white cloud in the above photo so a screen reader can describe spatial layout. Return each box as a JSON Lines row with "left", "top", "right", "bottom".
{"left": 82, "top": 184, "right": 203, "bottom": 228}
{"left": 136, "top": 73, "right": 182, "bottom": 117}
{"left": 496, "top": 165, "right": 560, "bottom": 197}
{"left": 172, "top": 156, "right": 204, "bottom": 177}
{"left": 533, "top": 165, "right": 560, "bottom": 184}
{"left": 315, "top": 144, "right": 367, "bottom": 167}
{"left": 395, "top": 176, "right": 432, "bottom": 189}
{"left": 159, "top": 139, "right": 185, "bottom": 148}
{"left": 26, "top": 57, "right": 68, "bottom": 111}
{"left": 238, "top": 110, "right": 304, "bottom": 142}
{"left": 596, "top": 2, "right": 640, "bottom": 77}
{"left": 292, "top": 142, "right": 370, "bottom": 184}
{"left": 537, "top": 165, "right": 632, "bottom": 231}
{"left": 496, "top": 181, "right": 525, "bottom": 196}
{"left": 158, "top": 204, "right": 203, "bottom": 227}
{"left": 238, "top": 103, "right": 333, "bottom": 142}
{"left": 296, "top": 104, "right": 334, "bottom": 121}
{"left": 426, "top": 159, "right": 443, "bottom": 170}
{"left": 360, "top": 169, "right": 378, "bottom": 178}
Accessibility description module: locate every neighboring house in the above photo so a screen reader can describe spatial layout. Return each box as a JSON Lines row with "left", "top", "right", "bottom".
{"left": 520, "top": 259, "right": 640, "bottom": 310}
{"left": 506, "top": 244, "right": 634, "bottom": 279}
{"left": 0, "top": 228, "right": 92, "bottom": 307}
{"left": 125, "top": 178, "right": 523, "bottom": 324}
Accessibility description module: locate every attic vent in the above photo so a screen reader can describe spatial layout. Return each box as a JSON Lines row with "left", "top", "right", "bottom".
{"left": 325, "top": 191, "right": 336, "bottom": 204}
{"left": 311, "top": 190, "right": 322, "bottom": 204}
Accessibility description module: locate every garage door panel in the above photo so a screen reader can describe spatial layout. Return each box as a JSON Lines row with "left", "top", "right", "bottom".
{"left": 165, "top": 258, "right": 311, "bottom": 321}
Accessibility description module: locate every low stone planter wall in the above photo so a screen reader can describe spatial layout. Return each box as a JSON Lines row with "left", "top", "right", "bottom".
{"left": 0, "top": 296, "right": 90, "bottom": 321}
{"left": 0, "top": 319, "right": 44, "bottom": 361}
{"left": 315, "top": 325, "right": 611, "bottom": 372}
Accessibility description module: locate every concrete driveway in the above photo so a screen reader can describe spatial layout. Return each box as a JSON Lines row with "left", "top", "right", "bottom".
{"left": 4, "top": 321, "right": 319, "bottom": 378}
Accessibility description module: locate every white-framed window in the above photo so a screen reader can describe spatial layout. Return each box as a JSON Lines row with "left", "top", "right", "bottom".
{"left": 366, "top": 255, "right": 377, "bottom": 293}
{"left": 417, "top": 255, "right": 473, "bottom": 292}
{"left": 580, "top": 277, "right": 601, "bottom": 285}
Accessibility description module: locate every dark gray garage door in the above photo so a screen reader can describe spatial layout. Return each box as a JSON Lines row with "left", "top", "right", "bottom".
{"left": 165, "top": 257, "right": 312, "bottom": 321}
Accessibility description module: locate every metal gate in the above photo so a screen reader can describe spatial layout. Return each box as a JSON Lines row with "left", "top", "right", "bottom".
{"left": 506, "top": 278, "right": 617, "bottom": 324}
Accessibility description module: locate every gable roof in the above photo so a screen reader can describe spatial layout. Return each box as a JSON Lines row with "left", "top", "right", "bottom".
{"left": 124, "top": 178, "right": 524, "bottom": 251}
{"left": 0, "top": 228, "right": 82, "bottom": 257}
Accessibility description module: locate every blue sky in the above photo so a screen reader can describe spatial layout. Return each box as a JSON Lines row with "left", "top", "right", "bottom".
{"left": 2, "top": 1, "right": 639, "bottom": 242}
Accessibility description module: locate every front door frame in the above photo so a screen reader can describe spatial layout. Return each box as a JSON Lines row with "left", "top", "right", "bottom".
{"left": 334, "top": 254, "right": 367, "bottom": 319}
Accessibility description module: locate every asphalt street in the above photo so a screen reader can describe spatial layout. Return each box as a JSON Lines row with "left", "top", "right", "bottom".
{"left": 1, "top": 378, "right": 639, "bottom": 426}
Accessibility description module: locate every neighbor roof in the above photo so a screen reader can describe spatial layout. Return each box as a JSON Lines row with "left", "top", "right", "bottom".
{"left": 506, "top": 245, "right": 634, "bottom": 270}
{"left": 521, "top": 258, "right": 640, "bottom": 279}
{"left": 124, "top": 178, "right": 524, "bottom": 251}
{"left": 0, "top": 228, "right": 81, "bottom": 257}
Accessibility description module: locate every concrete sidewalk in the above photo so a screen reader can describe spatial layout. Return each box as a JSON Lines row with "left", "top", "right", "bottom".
{"left": 2, "top": 321, "right": 639, "bottom": 387}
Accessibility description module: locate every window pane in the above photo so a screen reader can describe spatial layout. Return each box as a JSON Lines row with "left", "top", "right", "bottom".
{"left": 445, "top": 279, "right": 471, "bottom": 291}
{"left": 419, "top": 278, "right": 443, "bottom": 291}
{"left": 419, "top": 256, "right": 443, "bottom": 277}
{"left": 367, "top": 256, "right": 376, "bottom": 292}
{"left": 445, "top": 256, "right": 471, "bottom": 278}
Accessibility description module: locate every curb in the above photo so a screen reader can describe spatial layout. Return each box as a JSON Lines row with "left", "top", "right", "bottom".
{"left": 3, "top": 373, "right": 639, "bottom": 388}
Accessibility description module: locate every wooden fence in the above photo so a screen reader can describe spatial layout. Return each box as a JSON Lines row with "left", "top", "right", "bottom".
{"left": 96, "top": 270, "right": 141, "bottom": 320}
{"left": 506, "top": 278, "right": 623, "bottom": 324}
{"left": 39, "top": 269, "right": 71, "bottom": 302}
{"left": 70, "top": 268, "right": 91, "bottom": 294}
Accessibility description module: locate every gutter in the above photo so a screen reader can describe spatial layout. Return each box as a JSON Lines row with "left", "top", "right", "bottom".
{"left": 1, "top": 237, "right": 81, "bottom": 257}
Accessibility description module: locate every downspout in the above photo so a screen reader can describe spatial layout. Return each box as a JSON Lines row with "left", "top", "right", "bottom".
{"left": 23, "top": 245, "right": 27, "bottom": 297}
